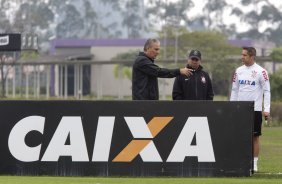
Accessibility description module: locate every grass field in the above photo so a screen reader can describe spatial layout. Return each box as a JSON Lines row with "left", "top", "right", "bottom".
{"left": 0, "top": 127, "right": 281, "bottom": 184}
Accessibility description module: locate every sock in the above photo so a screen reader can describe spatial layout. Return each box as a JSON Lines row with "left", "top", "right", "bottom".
{"left": 254, "top": 157, "right": 258, "bottom": 171}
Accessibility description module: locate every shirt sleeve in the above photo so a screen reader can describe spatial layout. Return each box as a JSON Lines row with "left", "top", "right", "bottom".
{"left": 136, "top": 58, "right": 180, "bottom": 78}
{"left": 261, "top": 70, "right": 271, "bottom": 113}
{"left": 230, "top": 70, "right": 239, "bottom": 101}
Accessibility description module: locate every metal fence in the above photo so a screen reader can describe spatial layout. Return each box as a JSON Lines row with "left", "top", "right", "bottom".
{"left": 1, "top": 54, "right": 279, "bottom": 100}
{"left": 1, "top": 58, "right": 136, "bottom": 100}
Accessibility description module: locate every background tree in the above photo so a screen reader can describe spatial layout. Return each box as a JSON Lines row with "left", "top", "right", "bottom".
{"left": 270, "top": 47, "right": 282, "bottom": 62}
{"left": 158, "top": 29, "right": 241, "bottom": 95}
{"left": 11, "top": 0, "right": 54, "bottom": 52}
{"left": 269, "top": 68, "right": 282, "bottom": 101}
{"left": 2, "top": 0, "right": 282, "bottom": 47}
{"left": 269, "top": 47, "right": 282, "bottom": 74}
{"left": 203, "top": 0, "right": 228, "bottom": 30}
{"left": 1, "top": 0, "right": 282, "bottom": 100}
{"left": 13, "top": 0, "right": 54, "bottom": 33}
{"left": 0, "top": 0, "right": 13, "bottom": 33}
{"left": 56, "top": 4, "right": 84, "bottom": 38}
{"left": 230, "top": 0, "right": 282, "bottom": 45}
{"left": 82, "top": 0, "right": 110, "bottom": 39}
{"left": 147, "top": 0, "right": 194, "bottom": 25}
{"left": 180, "top": 31, "right": 241, "bottom": 96}
{"left": 101, "top": 0, "right": 148, "bottom": 38}
{"left": 121, "top": 0, "right": 144, "bottom": 38}
{"left": 111, "top": 50, "right": 138, "bottom": 81}
{"left": 0, "top": 53, "right": 20, "bottom": 98}
{"left": 91, "top": 0, "right": 123, "bottom": 38}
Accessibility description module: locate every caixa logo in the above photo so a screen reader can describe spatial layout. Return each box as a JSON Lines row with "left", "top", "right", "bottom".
{"left": 8, "top": 116, "right": 215, "bottom": 163}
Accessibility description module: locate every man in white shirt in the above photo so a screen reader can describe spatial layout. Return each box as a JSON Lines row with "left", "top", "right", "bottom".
{"left": 230, "top": 47, "right": 271, "bottom": 172}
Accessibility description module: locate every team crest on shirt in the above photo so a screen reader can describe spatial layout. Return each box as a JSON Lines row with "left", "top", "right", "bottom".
{"left": 201, "top": 76, "right": 206, "bottom": 84}
{"left": 251, "top": 70, "right": 257, "bottom": 78}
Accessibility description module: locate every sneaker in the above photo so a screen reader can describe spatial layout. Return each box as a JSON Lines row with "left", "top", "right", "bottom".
{"left": 254, "top": 164, "right": 258, "bottom": 172}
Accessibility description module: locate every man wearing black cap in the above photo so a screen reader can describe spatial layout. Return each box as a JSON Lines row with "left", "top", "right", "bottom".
{"left": 172, "top": 49, "right": 214, "bottom": 100}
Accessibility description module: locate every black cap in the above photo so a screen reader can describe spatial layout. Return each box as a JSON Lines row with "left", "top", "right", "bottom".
{"left": 188, "top": 50, "right": 201, "bottom": 60}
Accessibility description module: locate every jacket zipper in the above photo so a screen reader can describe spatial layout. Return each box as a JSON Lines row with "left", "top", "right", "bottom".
{"left": 195, "top": 72, "right": 198, "bottom": 99}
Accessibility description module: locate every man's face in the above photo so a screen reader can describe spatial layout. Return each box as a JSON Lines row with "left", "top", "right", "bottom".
{"left": 146, "top": 42, "right": 160, "bottom": 59}
{"left": 241, "top": 49, "right": 253, "bottom": 66}
{"left": 188, "top": 57, "right": 200, "bottom": 69}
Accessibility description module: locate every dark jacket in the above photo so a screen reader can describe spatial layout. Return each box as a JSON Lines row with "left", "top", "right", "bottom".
{"left": 132, "top": 52, "right": 180, "bottom": 100}
{"left": 172, "top": 64, "right": 214, "bottom": 100}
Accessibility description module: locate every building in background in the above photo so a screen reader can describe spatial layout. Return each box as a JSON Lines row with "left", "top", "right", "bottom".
{"left": 50, "top": 39, "right": 145, "bottom": 98}
{"left": 50, "top": 38, "right": 276, "bottom": 99}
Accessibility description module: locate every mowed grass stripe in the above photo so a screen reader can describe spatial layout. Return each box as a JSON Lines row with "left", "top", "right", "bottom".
{"left": 0, "top": 176, "right": 282, "bottom": 184}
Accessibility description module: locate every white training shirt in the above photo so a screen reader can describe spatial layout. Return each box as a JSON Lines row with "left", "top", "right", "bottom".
{"left": 230, "top": 63, "right": 271, "bottom": 112}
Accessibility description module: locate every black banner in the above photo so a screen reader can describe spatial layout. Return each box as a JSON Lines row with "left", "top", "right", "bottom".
{"left": 0, "top": 34, "right": 21, "bottom": 51}
{"left": 0, "top": 101, "right": 253, "bottom": 177}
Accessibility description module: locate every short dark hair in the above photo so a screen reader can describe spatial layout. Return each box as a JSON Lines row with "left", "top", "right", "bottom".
{"left": 243, "top": 47, "right": 256, "bottom": 57}
{"left": 144, "top": 38, "right": 160, "bottom": 51}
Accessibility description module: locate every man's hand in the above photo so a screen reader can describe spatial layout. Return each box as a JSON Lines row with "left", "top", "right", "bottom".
{"left": 263, "top": 112, "right": 270, "bottom": 120}
{"left": 263, "top": 112, "right": 270, "bottom": 125}
{"left": 180, "top": 68, "right": 193, "bottom": 77}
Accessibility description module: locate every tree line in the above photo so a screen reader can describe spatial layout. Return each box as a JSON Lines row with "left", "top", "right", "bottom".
{"left": 1, "top": 0, "right": 282, "bottom": 48}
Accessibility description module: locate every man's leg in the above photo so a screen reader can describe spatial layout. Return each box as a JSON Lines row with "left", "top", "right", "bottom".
{"left": 253, "top": 111, "right": 262, "bottom": 172}
{"left": 253, "top": 136, "right": 260, "bottom": 172}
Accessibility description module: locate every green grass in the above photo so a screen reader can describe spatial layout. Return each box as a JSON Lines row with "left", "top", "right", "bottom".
{"left": 259, "top": 126, "right": 282, "bottom": 173}
{"left": 0, "top": 127, "right": 281, "bottom": 184}
{"left": 0, "top": 176, "right": 282, "bottom": 184}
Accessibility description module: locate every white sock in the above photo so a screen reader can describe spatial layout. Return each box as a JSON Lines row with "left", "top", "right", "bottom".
{"left": 254, "top": 157, "right": 258, "bottom": 171}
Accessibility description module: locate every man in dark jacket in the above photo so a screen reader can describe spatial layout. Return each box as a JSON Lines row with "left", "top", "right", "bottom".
{"left": 172, "top": 49, "right": 214, "bottom": 100}
{"left": 132, "top": 38, "right": 192, "bottom": 100}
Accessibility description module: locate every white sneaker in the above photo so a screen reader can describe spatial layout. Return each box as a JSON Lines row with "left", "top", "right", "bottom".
{"left": 254, "top": 164, "right": 258, "bottom": 172}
